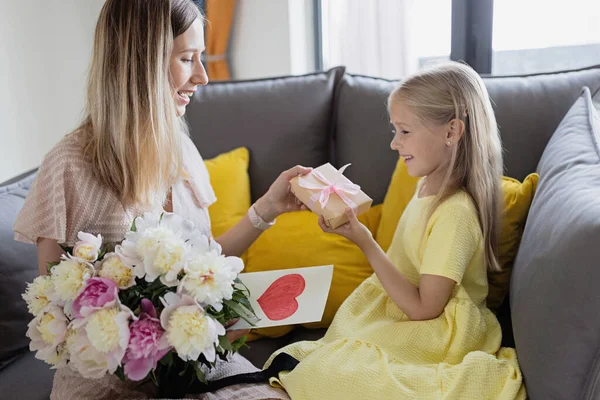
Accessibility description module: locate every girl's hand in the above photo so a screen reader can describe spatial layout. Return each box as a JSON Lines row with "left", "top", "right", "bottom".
{"left": 254, "top": 165, "right": 313, "bottom": 221}
{"left": 224, "top": 319, "right": 250, "bottom": 344}
{"left": 318, "top": 208, "right": 374, "bottom": 249}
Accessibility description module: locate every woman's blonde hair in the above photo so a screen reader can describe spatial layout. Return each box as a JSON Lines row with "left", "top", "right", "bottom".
{"left": 388, "top": 61, "right": 503, "bottom": 272}
{"left": 78, "top": 0, "right": 202, "bottom": 207}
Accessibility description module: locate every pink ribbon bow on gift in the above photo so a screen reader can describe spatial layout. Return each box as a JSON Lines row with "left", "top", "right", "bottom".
{"left": 298, "top": 163, "right": 361, "bottom": 213}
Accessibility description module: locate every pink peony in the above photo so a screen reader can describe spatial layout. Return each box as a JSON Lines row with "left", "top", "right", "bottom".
{"left": 72, "top": 278, "right": 119, "bottom": 319}
{"left": 123, "top": 299, "right": 170, "bottom": 381}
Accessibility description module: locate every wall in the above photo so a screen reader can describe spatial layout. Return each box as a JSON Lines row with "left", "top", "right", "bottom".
{"left": 0, "top": 0, "right": 316, "bottom": 182}
{"left": 229, "top": 0, "right": 315, "bottom": 80}
{"left": 0, "top": 0, "right": 106, "bottom": 183}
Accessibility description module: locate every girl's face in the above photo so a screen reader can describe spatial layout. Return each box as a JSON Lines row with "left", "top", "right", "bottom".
{"left": 389, "top": 99, "right": 455, "bottom": 186}
{"left": 170, "top": 18, "right": 209, "bottom": 117}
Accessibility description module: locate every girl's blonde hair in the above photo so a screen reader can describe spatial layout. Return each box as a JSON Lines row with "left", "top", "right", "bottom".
{"left": 77, "top": 0, "right": 202, "bottom": 207}
{"left": 388, "top": 61, "right": 503, "bottom": 272}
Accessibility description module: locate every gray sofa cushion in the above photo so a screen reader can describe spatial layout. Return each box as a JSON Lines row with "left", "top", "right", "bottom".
{"left": 0, "top": 169, "right": 38, "bottom": 187}
{"left": 484, "top": 65, "right": 600, "bottom": 181}
{"left": 0, "top": 351, "right": 54, "bottom": 399}
{"left": 185, "top": 67, "right": 345, "bottom": 201}
{"left": 510, "top": 87, "right": 600, "bottom": 400}
{"left": 332, "top": 74, "right": 399, "bottom": 205}
{"left": 333, "top": 66, "right": 600, "bottom": 204}
{"left": 0, "top": 172, "right": 39, "bottom": 370}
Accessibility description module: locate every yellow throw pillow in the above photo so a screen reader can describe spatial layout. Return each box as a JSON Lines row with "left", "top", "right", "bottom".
{"left": 204, "top": 147, "right": 251, "bottom": 240}
{"left": 244, "top": 205, "right": 382, "bottom": 340}
{"left": 375, "top": 157, "right": 539, "bottom": 311}
{"left": 489, "top": 174, "right": 538, "bottom": 310}
{"left": 204, "top": 148, "right": 382, "bottom": 339}
{"left": 375, "top": 158, "right": 419, "bottom": 252}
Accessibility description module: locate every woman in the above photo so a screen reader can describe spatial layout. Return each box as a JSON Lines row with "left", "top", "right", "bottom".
{"left": 14, "top": 0, "right": 302, "bottom": 398}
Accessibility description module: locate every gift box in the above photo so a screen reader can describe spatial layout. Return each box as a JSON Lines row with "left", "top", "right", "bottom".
{"left": 290, "top": 163, "right": 373, "bottom": 229}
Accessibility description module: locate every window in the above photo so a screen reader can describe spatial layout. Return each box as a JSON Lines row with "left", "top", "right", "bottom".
{"left": 492, "top": 0, "right": 600, "bottom": 75}
{"left": 316, "top": 0, "right": 600, "bottom": 77}
{"left": 320, "top": 0, "right": 452, "bottom": 79}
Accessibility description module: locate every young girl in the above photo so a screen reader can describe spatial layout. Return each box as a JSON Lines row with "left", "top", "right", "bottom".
{"left": 14, "top": 0, "right": 303, "bottom": 398}
{"left": 265, "top": 62, "right": 526, "bottom": 399}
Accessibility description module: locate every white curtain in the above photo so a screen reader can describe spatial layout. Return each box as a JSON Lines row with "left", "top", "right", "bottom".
{"left": 321, "top": 0, "right": 450, "bottom": 79}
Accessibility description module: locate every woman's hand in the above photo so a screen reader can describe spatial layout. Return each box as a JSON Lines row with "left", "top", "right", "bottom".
{"left": 224, "top": 319, "right": 250, "bottom": 344}
{"left": 318, "top": 208, "right": 374, "bottom": 250}
{"left": 253, "top": 165, "right": 313, "bottom": 222}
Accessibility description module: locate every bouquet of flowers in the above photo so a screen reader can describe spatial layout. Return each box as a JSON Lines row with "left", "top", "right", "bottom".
{"left": 21, "top": 213, "right": 256, "bottom": 397}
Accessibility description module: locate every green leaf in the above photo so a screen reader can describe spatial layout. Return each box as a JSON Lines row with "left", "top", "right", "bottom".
{"left": 237, "top": 297, "right": 254, "bottom": 311}
{"left": 59, "top": 244, "right": 73, "bottom": 254}
{"left": 158, "top": 351, "right": 173, "bottom": 367}
{"left": 130, "top": 217, "right": 138, "bottom": 232}
{"left": 223, "top": 299, "right": 258, "bottom": 326}
{"left": 146, "top": 278, "right": 166, "bottom": 293}
{"left": 226, "top": 291, "right": 256, "bottom": 317}
{"left": 46, "top": 261, "right": 60, "bottom": 275}
{"left": 97, "top": 245, "right": 108, "bottom": 260}
{"left": 178, "top": 363, "right": 189, "bottom": 376}
{"left": 192, "top": 362, "right": 208, "bottom": 384}
{"left": 115, "top": 366, "right": 126, "bottom": 382}
{"left": 218, "top": 335, "right": 233, "bottom": 352}
{"left": 233, "top": 281, "right": 251, "bottom": 296}
{"left": 217, "top": 349, "right": 229, "bottom": 360}
{"left": 231, "top": 335, "right": 248, "bottom": 353}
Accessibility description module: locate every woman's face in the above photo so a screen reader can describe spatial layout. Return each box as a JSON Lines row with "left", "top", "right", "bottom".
{"left": 170, "top": 18, "right": 209, "bottom": 117}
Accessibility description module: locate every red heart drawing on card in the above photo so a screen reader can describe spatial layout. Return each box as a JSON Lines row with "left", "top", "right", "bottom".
{"left": 257, "top": 274, "right": 306, "bottom": 321}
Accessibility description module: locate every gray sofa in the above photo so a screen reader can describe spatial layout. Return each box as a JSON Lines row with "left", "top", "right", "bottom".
{"left": 2, "top": 65, "right": 600, "bottom": 399}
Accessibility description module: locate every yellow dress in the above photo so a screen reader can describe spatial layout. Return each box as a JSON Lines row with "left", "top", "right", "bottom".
{"left": 265, "top": 190, "right": 526, "bottom": 399}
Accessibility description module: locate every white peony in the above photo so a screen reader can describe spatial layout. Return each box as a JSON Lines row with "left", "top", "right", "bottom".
{"left": 66, "top": 325, "right": 113, "bottom": 379}
{"left": 118, "top": 213, "right": 198, "bottom": 287}
{"left": 98, "top": 252, "right": 136, "bottom": 289}
{"left": 69, "top": 304, "right": 134, "bottom": 378}
{"left": 179, "top": 235, "right": 244, "bottom": 311}
{"left": 50, "top": 256, "right": 95, "bottom": 302}
{"left": 160, "top": 292, "right": 225, "bottom": 363}
{"left": 26, "top": 305, "right": 69, "bottom": 367}
{"left": 22, "top": 275, "right": 54, "bottom": 316}
{"left": 72, "top": 232, "right": 103, "bottom": 263}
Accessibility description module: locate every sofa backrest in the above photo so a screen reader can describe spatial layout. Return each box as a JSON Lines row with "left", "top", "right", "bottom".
{"left": 0, "top": 173, "right": 39, "bottom": 369}
{"left": 334, "top": 66, "right": 600, "bottom": 204}
{"left": 185, "top": 67, "right": 345, "bottom": 201}
{"left": 484, "top": 66, "right": 600, "bottom": 179}
{"left": 186, "top": 65, "right": 600, "bottom": 205}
